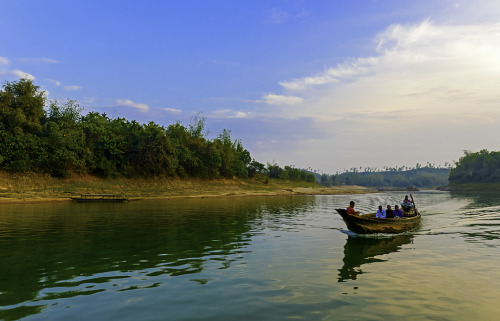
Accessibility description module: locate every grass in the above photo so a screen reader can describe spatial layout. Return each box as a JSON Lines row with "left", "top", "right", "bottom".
{"left": 0, "top": 171, "right": 374, "bottom": 202}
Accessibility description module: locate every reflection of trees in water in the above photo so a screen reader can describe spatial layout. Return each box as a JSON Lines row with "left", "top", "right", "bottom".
{"left": 450, "top": 191, "right": 500, "bottom": 209}
{"left": 0, "top": 196, "right": 316, "bottom": 320}
{"left": 448, "top": 192, "right": 500, "bottom": 243}
{"left": 338, "top": 234, "right": 413, "bottom": 282}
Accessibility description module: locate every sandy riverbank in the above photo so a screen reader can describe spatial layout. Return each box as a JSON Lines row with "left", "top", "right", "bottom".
{"left": 0, "top": 171, "right": 375, "bottom": 203}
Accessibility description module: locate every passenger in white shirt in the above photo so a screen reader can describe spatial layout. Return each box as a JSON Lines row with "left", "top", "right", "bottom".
{"left": 376, "top": 205, "right": 386, "bottom": 218}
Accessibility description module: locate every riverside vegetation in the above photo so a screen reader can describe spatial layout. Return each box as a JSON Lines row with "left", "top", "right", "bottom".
{"left": 0, "top": 79, "right": 316, "bottom": 182}
{"left": 1, "top": 78, "right": 497, "bottom": 198}
{"left": 0, "top": 79, "right": 343, "bottom": 200}
{"left": 446, "top": 149, "right": 500, "bottom": 191}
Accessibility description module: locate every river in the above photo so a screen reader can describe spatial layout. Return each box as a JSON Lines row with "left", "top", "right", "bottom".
{"left": 1, "top": 191, "right": 499, "bottom": 320}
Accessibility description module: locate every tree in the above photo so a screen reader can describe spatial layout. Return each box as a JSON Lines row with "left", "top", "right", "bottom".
{"left": 267, "top": 162, "right": 282, "bottom": 179}
{"left": 248, "top": 160, "right": 266, "bottom": 178}
{"left": 42, "top": 99, "right": 86, "bottom": 176}
{"left": 0, "top": 78, "right": 45, "bottom": 135}
{"left": 449, "top": 149, "right": 500, "bottom": 184}
{"left": 214, "top": 129, "right": 250, "bottom": 178}
{"left": 137, "top": 122, "right": 176, "bottom": 177}
{"left": 0, "top": 79, "right": 267, "bottom": 180}
{"left": 0, "top": 79, "right": 46, "bottom": 171}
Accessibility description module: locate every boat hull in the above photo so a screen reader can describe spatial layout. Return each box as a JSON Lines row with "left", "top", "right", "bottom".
{"left": 71, "top": 198, "right": 128, "bottom": 202}
{"left": 70, "top": 194, "right": 128, "bottom": 202}
{"left": 335, "top": 209, "right": 421, "bottom": 234}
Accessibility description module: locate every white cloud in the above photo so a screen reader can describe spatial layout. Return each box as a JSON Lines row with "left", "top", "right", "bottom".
{"left": 17, "top": 57, "right": 60, "bottom": 64}
{"left": 270, "top": 21, "right": 500, "bottom": 121}
{"left": 82, "top": 97, "right": 95, "bottom": 105}
{"left": 0, "top": 59, "right": 36, "bottom": 80}
{"left": 252, "top": 20, "right": 500, "bottom": 172}
{"left": 164, "top": 107, "right": 181, "bottom": 114}
{"left": 47, "top": 79, "right": 62, "bottom": 86}
{"left": 263, "top": 93, "right": 304, "bottom": 105}
{"left": 64, "top": 85, "right": 83, "bottom": 91}
{"left": 11, "top": 70, "right": 36, "bottom": 80}
{"left": 116, "top": 99, "right": 149, "bottom": 112}
{"left": 211, "top": 109, "right": 249, "bottom": 119}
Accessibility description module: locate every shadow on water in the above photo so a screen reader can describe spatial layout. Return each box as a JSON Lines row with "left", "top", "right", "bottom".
{"left": 337, "top": 234, "right": 413, "bottom": 282}
{"left": 0, "top": 196, "right": 316, "bottom": 320}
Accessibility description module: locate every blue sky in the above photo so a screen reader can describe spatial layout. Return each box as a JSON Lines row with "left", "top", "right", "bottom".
{"left": 1, "top": 0, "right": 500, "bottom": 173}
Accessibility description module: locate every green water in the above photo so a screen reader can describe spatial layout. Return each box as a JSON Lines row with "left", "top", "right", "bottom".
{"left": 1, "top": 191, "right": 499, "bottom": 320}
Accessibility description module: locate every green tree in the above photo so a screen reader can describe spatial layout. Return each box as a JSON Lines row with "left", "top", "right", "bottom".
{"left": 136, "top": 122, "right": 177, "bottom": 176}
{"left": 267, "top": 162, "right": 282, "bottom": 179}
{"left": 42, "top": 99, "right": 86, "bottom": 176}
{"left": 0, "top": 79, "right": 46, "bottom": 171}
{"left": 215, "top": 129, "right": 249, "bottom": 178}
{"left": 248, "top": 160, "right": 266, "bottom": 178}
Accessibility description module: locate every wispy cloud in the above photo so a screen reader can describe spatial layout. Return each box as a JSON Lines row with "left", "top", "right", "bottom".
{"left": 269, "top": 20, "right": 500, "bottom": 121}
{"left": 250, "top": 19, "right": 500, "bottom": 172}
{"left": 116, "top": 99, "right": 149, "bottom": 112}
{"left": 263, "top": 93, "right": 304, "bottom": 105}
{"left": 164, "top": 107, "right": 181, "bottom": 114}
{"left": 47, "top": 79, "right": 62, "bottom": 86}
{"left": 279, "top": 59, "right": 373, "bottom": 90}
{"left": 211, "top": 109, "right": 249, "bottom": 119}
{"left": 82, "top": 97, "right": 95, "bottom": 105}
{"left": 0, "top": 57, "right": 36, "bottom": 80}
{"left": 64, "top": 85, "right": 83, "bottom": 91}
{"left": 11, "top": 70, "right": 36, "bottom": 80}
{"left": 17, "top": 57, "right": 60, "bottom": 64}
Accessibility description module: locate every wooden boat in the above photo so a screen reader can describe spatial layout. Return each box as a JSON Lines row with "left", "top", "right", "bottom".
{"left": 70, "top": 194, "right": 128, "bottom": 202}
{"left": 335, "top": 208, "right": 421, "bottom": 234}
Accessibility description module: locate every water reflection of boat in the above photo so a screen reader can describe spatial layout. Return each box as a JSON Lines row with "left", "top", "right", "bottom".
{"left": 335, "top": 208, "right": 421, "bottom": 234}
{"left": 338, "top": 234, "right": 413, "bottom": 282}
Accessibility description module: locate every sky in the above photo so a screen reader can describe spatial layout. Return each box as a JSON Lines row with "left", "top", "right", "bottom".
{"left": 1, "top": 0, "right": 500, "bottom": 174}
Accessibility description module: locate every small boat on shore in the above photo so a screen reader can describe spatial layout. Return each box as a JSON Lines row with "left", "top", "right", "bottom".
{"left": 70, "top": 194, "right": 128, "bottom": 202}
{"left": 335, "top": 208, "right": 421, "bottom": 234}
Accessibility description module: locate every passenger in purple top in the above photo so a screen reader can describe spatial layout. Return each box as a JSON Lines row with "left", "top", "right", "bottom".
{"left": 376, "top": 205, "right": 386, "bottom": 218}
{"left": 393, "top": 205, "right": 404, "bottom": 219}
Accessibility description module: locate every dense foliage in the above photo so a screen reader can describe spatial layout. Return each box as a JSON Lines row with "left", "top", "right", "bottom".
{"left": 0, "top": 79, "right": 315, "bottom": 182}
{"left": 449, "top": 149, "right": 500, "bottom": 184}
{"left": 319, "top": 166, "right": 450, "bottom": 188}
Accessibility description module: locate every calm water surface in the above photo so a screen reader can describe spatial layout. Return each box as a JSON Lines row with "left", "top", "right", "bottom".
{"left": 1, "top": 191, "right": 499, "bottom": 320}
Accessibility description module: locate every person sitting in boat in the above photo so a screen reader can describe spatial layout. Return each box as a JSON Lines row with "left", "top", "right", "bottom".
{"left": 401, "top": 195, "right": 413, "bottom": 213}
{"left": 386, "top": 205, "right": 394, "bottom": 218}
{"left": 393, "top": 205, "right": 404, "bottom": 219}
{"left": 346, "top": 201, "right": 360, "bottom": 215}
{"left": 376, "top": 205, "right": 386, "bottom": 218}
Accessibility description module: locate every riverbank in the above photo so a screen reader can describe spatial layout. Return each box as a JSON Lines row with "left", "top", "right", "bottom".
{"left": 0, "top": 171, "right": 375, "bottom": 203}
